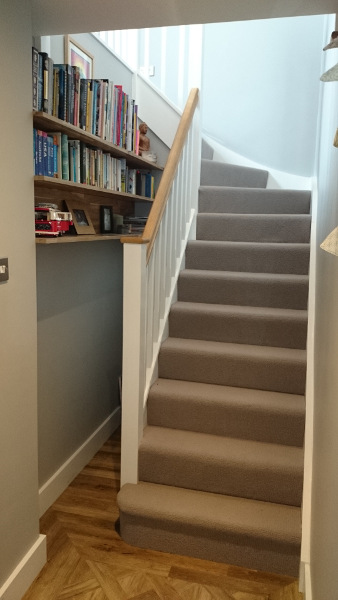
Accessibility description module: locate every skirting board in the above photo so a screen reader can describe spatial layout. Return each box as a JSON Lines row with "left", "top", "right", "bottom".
{"left": 39, "top": 407, "right": 121, "bottom": 516}
{"left": 0, "top": 534, "right": 46, "bottom": 600}
{"left": 300, "top": 562, "right": 312, "bottom": 600}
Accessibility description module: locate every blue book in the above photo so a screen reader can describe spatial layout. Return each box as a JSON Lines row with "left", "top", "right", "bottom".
{"left": 47, "top": 135, "right": 54, "bottom": 177}
{"left": 42, "top": 131, "right": 48, "bottom": 176}
{"left": 61, "top": 133, "right": 69, "bottom": 180}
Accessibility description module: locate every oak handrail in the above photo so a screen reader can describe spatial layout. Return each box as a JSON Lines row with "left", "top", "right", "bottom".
{"left": 120, "top": 88, "right": 199, "bottom": 260}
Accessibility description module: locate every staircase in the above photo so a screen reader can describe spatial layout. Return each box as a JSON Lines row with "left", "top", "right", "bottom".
{"left": 117, "top": 149, "right": 310, "bottom": 577}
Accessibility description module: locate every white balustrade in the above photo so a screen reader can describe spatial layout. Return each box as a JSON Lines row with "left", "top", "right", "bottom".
{"left": 120, "top": 89, "right": 200, "bottom": 486}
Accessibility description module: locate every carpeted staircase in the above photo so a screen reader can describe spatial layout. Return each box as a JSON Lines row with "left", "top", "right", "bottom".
{"left": 117, "top": 146, "right": 310, "bottom": 577}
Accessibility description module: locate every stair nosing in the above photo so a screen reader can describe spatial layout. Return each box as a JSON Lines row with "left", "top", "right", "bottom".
{"left": 118, "top": 482, "right": 301, "bottom": 545}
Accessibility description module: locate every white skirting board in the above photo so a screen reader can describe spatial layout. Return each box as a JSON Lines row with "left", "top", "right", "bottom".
{"left": 39, "top": 407, "right": 121, "bottom": 516}
{"left": 299, "top": 562, "right": 312, "bottom": 600}
{"left": 0, "top": 534, "right": 46, "bottom": 600}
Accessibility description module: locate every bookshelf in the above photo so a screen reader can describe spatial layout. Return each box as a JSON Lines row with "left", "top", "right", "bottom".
{"left": 33, "top": 112, "right": 163, "bottom": 244}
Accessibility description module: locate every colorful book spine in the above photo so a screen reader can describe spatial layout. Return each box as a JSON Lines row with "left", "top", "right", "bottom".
{"left": 32, "top": 47, "right": 39, "bottom": 111}
{"left": 61, "top": 133, "right": 69, "bottom": 180}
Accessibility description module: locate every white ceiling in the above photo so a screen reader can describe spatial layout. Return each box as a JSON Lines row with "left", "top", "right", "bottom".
{"left": 31, "top": 0, "right": 338, "bottom": 36}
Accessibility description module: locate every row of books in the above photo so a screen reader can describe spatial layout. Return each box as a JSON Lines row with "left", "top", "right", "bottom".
{"left": 121, "top": 216, "right": 148, "bottom": 235}
{"left": 32, "top": 48, "right": 140, "bottom": 153}
{"left": 33, "top": 128, "right": 154, "bottom": 197}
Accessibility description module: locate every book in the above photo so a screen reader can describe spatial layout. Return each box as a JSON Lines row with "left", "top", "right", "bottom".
{"left": 47, "top": 135, "right": 54, "bottom": 177}
{"left": 79, "top": 78, "right": 88, "bottom": 130}
{"left": 73, "top": 67, "right": 80, "bottom": 127}
{"left": 61, "top": 133, "right": 69, "bottom": 180}
{"left": 37, "top": 52, "right": 44, "bottom": 111}
{"left": 46, "top": 57, "right": 54, "bottom": 115}
{"left": 32, "top": 47, "right": 39, "bottom": 111}
{"left": 49, "top": 132, "right": 62, "bottom": 178}
{"left": 39, "top": 52, "right": 49, "bottom": 113}
{"left": 127, "top": 169, "right": 136, "bottom": 194}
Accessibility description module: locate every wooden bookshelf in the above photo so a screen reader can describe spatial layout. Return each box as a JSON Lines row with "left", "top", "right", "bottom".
{"left": 35, "top": 233, "right": 140, "bottom": 244}
{"left": 34, "top": 175, "right": 154, "bottom": 202}
{"left": 33, "top": 112, "right": 162, "bottom": 244}
{"left": 33, "top": 112, "right": 163, "bottom": 172}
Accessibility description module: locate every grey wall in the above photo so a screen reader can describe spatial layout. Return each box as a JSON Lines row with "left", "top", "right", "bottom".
{"left": 50, "top": 32, "right": 134, "bottom": 93}
{"left": 36, "top": 242, "right": 123, "bottom": 486}
{"left": 202, "top": 15, "right": 325, "bottom": 176}
{"left": 311, "top": 16, "right": 338, "bottom": 598}
{"left": 0, "top": 0, "right": 41, "bottom": 587}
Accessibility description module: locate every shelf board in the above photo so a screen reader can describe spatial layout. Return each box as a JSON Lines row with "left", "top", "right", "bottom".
{"left": 35, "top": 233, "right": 141, "bottom": 245}
{"left": 33, "top": 111, "right": 164, "bottom": 171}
{"left": 34, "top": 176, "right": 154, "bottom": 202}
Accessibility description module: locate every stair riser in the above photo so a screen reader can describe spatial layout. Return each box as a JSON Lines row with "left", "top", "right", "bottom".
{"left": 186, "top": 242, "right": 310, "bottom": 275}
{"left": 178, "top": 273, "right": 309, "bottom": 309}
{"left": 201, "top": 160, "right": 268, "bottom": 188}
{"left": 196, "top": 214, "right": 311, "bottom": 243}
{"left": 119, "top": 515, "right": 300, "bottom": 576}
{"left": 159, "top": 345, "right": 306, "bottom": 395}
{"left": 147, "top": 394, "right": 305, "bottom": 447}
{"left": 138, "top": 448, "right": 303, "bottom": 506}
{"left": 169, "top": 308, "right": 307, "bottom": 349}
{"left": 198, "top": 187, "right": 311, "bottom": 214}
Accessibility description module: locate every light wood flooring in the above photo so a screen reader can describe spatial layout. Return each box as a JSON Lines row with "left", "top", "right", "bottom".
{"left": 22, "top": 429, "right": 303, "bottom": 600}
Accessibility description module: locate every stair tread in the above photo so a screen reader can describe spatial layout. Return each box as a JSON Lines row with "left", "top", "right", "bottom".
{"left": 162, "top": 336, "right": 306, "bottom": 362}
{"left": 150, "top": 378, "right": 305, "bottom": 411}
{"left": 171, "top": 301, "right": 308, "bottom": 320}
{"left": 118, "top": 481, "right": 301, "bottom": 545}
{"left": 188, "top": 240, "right": 310, "bottom": 249}
{"left": 148, "top": 379, "right": 305, "bottom": 447}
{"left": 139, "top": 426, "right": 303, "bottom": 505}
{"left": 181, "top": 268, "right": 309, "bottom": 282}
{"left": 141, "top": 425, "right": 304, "bottom": 470}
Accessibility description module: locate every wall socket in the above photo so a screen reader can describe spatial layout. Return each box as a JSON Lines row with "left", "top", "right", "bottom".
{"left": 139, "top": 65, "right": 155, "bottom": 77}
{"left": 0, "top": 258, "right": 9, "bottom": 283}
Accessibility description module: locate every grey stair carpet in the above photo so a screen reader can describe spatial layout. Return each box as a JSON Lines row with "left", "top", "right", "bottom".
{"left": 118, "top": 482, "right": 301, "bottom": 577}
{"left": 118, "top": 159, "right": 310, "bottom": 576}
{"left": 185, "top": 241, "right": 310, "bottom": 274}
{"left": 196, "top": 214, "right": 311, "bottom": 243}
{"left": 178, "top": 269, "right": 309, "bottom": 309}
{"left": 147, "top": 379, "right": 305, "bottom": 447}
{"left": 169, "top": 302, "right": 308, "bottom": 349}
{"left": 201, "top": 159, "right": 269, "bottom": 188}
{"left": 199, "top": 187, "right": 311, "bottom": 214}
{"left": 138, "top": 426, "right": 304, "bottom": 506}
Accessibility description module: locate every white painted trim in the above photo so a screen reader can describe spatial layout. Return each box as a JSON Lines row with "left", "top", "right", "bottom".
{"left": 0, "top": 534, "right": 46, "bottom": 600}
{"left": 201, "top": 133, "right": 312, "bottom": 190}
{"left": 39, "top": 408, "right": 121, "bottom": 516}
{"left": 304, "top": 562, "right": 312, "bottom": 600}
{"left": 300, "top": 176, "right": 317, "bottom": 589}
{"left": 135, "top": 74, "right": 182, "bottom": 148}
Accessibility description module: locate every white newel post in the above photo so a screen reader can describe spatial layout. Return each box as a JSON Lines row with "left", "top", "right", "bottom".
{"left": 120, "top": 242, "right": 147, "bottom": 486}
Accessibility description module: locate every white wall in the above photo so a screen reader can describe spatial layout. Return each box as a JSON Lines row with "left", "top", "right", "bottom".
{"left": 138, "top": 25, "right": 202, "bottom": 110}
{"left": 0, "top": 0, "right": 46, "bottom": 595}
{"left": 202, "top": 15, "right": 326, "bottom": 177}
{"left": 310, "top": 14, "right": 338, "bottom": 599}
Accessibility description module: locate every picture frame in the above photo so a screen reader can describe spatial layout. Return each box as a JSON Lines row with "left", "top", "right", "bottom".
{"left": 65, "top": 199, "right": 95, "bottom": 235}
{"left": 100, "top": 205, "right": 114, "bottom": 234}
{"left": 64, "top": 35, "right": 94, "bottom": 79}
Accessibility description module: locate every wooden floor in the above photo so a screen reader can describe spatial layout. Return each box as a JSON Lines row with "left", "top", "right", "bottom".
{"left": 23, "top": 429, "right": 303, "bottom": 600}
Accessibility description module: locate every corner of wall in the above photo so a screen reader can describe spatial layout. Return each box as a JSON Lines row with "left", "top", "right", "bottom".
{"left": 0, "top": 535, "right": 46, "bottom": 600}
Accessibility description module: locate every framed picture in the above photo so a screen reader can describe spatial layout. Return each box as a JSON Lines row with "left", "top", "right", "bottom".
{"left": 65, "top": 199, "right": 95, "bottom": 235}
{"left": 100, "top": 205, "right": 114, "bottom": 234}
{"left": 64, "top": 35, "right": 94, "bottom": 79}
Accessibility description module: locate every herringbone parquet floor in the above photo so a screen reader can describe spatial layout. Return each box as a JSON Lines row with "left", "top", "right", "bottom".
{"left": 22, "top": 429, "right": 303, "bottom": 600}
